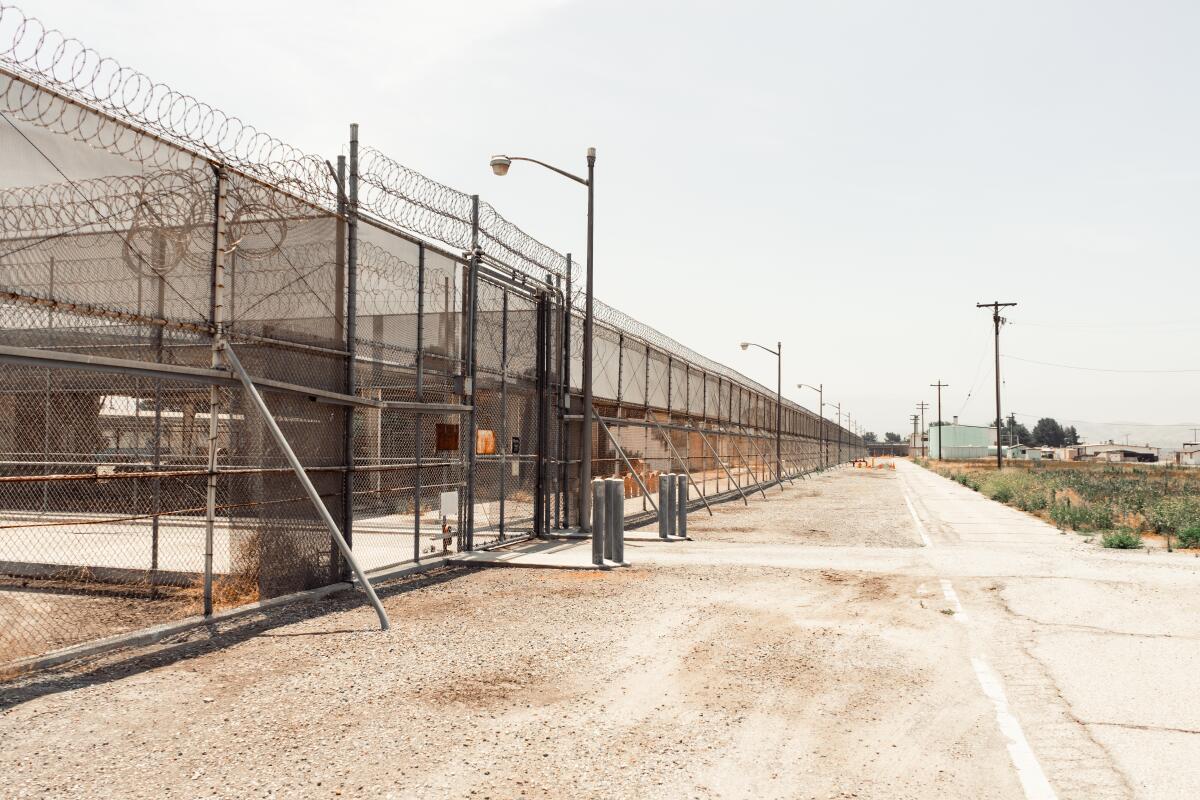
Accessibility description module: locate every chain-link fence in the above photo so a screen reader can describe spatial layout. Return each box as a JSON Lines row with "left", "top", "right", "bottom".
{"left": 0, "top": 3, "right": 864, "bottom": 674}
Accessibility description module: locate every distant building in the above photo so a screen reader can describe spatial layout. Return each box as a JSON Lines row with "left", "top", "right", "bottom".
{"left": 1058, "top": 442, "right": 1159, "bottom": 463}
{"left": 1172, "top": 444, "right": 1200, "bottom": 467}
{"left": 1005, "top": 444, "right": 1042, "bottom": 460}
{"left": 926, "top": 423, "right": 998, "bottom": 460}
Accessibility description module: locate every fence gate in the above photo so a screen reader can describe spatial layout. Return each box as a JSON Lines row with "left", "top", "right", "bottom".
{"left": 469, "top": 273, "right": 557, "bottom": 548}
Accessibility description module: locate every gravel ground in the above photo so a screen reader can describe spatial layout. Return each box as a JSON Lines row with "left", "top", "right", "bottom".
{"left": 692, "top": 466, "right": 920, "bottom": 548}
{"left": 3, "top": 467, "right": 1033, "bottom": 799}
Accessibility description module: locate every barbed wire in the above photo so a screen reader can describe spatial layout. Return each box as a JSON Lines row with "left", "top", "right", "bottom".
{"left": 0, "top": 1, "right": 852, "bottom": 438}
{"left": 0, "top": 3, "right": 334, "bottom": 206}
{"left": 357, "top": 147, "right": 572, "bottom": 282}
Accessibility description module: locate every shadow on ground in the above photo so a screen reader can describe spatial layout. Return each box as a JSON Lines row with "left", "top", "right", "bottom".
{"left": 0, "top": 565, "right": 470, "bottom": 710}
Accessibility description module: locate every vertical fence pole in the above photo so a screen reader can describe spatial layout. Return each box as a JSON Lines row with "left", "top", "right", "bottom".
{"left": 539, "top": 281, "right": 553, "bottom": 536}
{"left": 561, "top": 255, "right": 571, "bottom": 529}
{"left": 344, "top": 126, "right": 359, "bottom": 562}
{"left": 331, "top": 155, "right": 348, "bottom": 581}
{"left": 150, "top": 233, "right": 164, "bottom": 574}
{"left": 414, "top": 243, "right": 425, "bottom": 561}
{"left": 465, "top": 195, "right": 480, "bottom": 550}
{"left": 203, "top": 167, "right": 228, "bottom": 617}
{"left": 499, "top": 289, "right": 508, "bottom": 540}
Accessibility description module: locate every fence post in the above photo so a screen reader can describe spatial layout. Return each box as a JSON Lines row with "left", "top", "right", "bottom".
{"left": 499, "top": 289, "right": 508, "bottom": 540}
{"left": 464, "top": 195, "right": 480, "bottom": 550}
{"left": 414, "top": 243, "right": 425, "bottom": 561}
{"left": 342, "top": 127, "right": 360, "bottom": 576}
{"left": 203, "top": 166, "right": 228, "bottom": 617}
{"left": 561, "top": 255, "right": 572, "bottom": 529}
{"left": 331, "top": 154, "right": 348, "bottom": 582}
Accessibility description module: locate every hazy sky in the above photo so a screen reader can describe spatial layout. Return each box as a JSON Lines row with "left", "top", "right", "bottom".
{"left": 24, "top": 0, "right": 1200, "bottom": 443}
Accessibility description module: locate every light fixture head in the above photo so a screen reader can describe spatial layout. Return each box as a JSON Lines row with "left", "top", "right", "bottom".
{"left": 489, "top": 155, "right": 512, "bottom": 176}
{"left": 739, "top": 342, "right": 749, "bottom": 350}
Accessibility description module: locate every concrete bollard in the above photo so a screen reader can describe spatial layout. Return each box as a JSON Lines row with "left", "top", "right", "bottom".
{"left": 591, "top": 478, "right": 606, "bottom": 565}
{"left": 677, "top": 475, "right": 688, "bottom": 539}
{"left": 606, "top": 477, "right": 624, "bottom": 564}
{"left": 665, "top": 473, "right": 677, "bottom": 538}
{"left": 657, "top": 474, "right": 670, "bottom": 539}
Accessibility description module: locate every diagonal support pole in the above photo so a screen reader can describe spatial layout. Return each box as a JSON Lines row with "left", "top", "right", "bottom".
{"left": 221, "top": 341, "right": 390, "bottom": 631}
{"left": 593, "top": 407, "right": 658, "bottom": 515}
{"left": 737, "top": 423, "right": 792, "bottom": 489}
{"left": 691, "top": 424, "right": 748, "bottom": 505}
{"left": 724, "top": 427, "right": 768, "bottom": 499}
{"left": 647, "top": 410, "right": 712, "bottom": 516}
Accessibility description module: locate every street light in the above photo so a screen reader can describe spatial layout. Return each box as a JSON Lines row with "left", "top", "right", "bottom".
{"left": 797, "top": 383, "right": 824, "bottom": 470}
{"left": 490, "top": 148, "right": 596, "bottom": 532}
{"left": 823, "top": 401, "right": 841, "bottom": 466}
{"left": 738, "top": 341, "right": 782, "bottom": 483}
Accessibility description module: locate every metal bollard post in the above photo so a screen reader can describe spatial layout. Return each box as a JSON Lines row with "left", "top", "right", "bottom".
{"left": 665, "top": 473, "right": 677, "bottom": 538}
{"left": 591, "top": 478, "right": 606, "bottom": 565}
{"left": 658, "top": 473, "right": 670, "bottom": 539}
{"left": 606, "top": 477, "right": 624, "bottom": 564}
{"left": 677, "top": 475, "right": 688, "bottom": 539}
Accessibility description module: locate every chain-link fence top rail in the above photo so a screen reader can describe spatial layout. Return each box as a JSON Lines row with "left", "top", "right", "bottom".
{"left": 0, "top": 3, "right": 861, "bottom": 440}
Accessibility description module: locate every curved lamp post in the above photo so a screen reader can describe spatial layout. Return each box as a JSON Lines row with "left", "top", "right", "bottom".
{"left": 490, "top": 149, "right": 596, "bottom": 530}
{"left": 739, "top": 341, "right": 782, "bottom": 482}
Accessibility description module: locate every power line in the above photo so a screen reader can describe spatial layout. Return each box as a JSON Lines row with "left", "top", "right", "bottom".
{"left": 1011, "top": 319, "right": 1200, "bottom": 330}
{"left": 1004, "top": 355, "right": 1200, "bottom": 375}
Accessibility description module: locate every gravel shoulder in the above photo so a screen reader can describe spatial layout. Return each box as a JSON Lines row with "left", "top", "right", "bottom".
{"left": 1, "top": 466, "right": 1024, "bottom": 799}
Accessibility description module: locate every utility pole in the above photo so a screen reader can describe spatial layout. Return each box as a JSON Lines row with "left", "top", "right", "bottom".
{"left": 1007, "top": 412, "right": 1018, "bottom": 446}
{"left": 916, "top": 402, "right": 929, "bottom": 457}
{"left": 930, "top": 381, "right": 948, "bottom": 460}
{"left": 976, "top": 300, "right": 1017, "bottom": 470}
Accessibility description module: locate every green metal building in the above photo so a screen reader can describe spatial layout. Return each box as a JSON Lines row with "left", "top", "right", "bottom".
{"left": 926, "top": 424, "right": 997, "bottom": 460}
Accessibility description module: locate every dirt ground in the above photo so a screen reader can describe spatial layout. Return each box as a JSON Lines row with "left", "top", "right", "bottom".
{"left": 0, "top": 466, "right": 1019, "bottom": 799}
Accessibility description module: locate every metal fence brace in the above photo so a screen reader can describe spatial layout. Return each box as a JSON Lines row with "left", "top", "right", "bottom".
{"left": 221, "top": 343, "right": 390, "bottom": 631}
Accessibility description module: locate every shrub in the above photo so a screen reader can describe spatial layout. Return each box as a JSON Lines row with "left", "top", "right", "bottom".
{"left": 990, "top": 485, "right": 1014, "bottom": 503}
{"left": 1049, "top": 500, "right": 1114, "bottom": 531}
{"left": 1087, "top": 505, "right": 1115, "bottom": 530}
{"left": 1102, "top": 530, "right": 1142, "bottom": 549}
{"left": 1147, "top": 496, "right": 1200, "bottom": 534}
{"left": 1050, "top": 502, "right": 1087, "bottom": 530}
{"left": 1176, "top": 525, "right": 1200, "bottom": 549}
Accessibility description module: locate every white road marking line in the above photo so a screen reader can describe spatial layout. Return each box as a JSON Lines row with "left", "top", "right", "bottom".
{"left": 970, "top": 655, "right": 1060, "bottom": 800}
{"left": 940, "top": 577, "right": 1057, "bottom": 800}
{"left": 939, "top": 578, "right": 969, "bottom": 621}
{"left": 903, "top": 493, "right": 933, "bottom": 547}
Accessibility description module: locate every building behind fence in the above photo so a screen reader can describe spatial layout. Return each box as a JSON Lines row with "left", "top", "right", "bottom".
{"left": 0, "top": 4, "right": 864, "bottom": 672}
